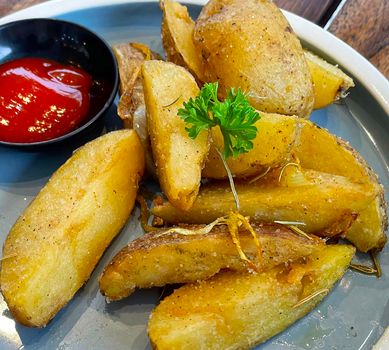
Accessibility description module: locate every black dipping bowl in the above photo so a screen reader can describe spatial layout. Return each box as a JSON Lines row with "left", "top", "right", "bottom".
{"left": 0, "top": 18, "right": 119, "bottom": 150}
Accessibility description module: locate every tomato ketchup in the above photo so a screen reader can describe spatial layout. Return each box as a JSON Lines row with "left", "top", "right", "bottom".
{"left": 0, "top": 57, "right": 92, "bottom": 143}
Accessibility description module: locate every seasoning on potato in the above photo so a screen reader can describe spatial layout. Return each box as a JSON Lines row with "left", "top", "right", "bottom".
{"left": 295, "top": 119, "right": 387, "bottom": 251}
{"left": 99, "top": 223, "right": 324, "bottom": 301}
{"left": 0, "top": 130, "right": 144, "bottom": 327}
{"left": 153, "top": 167, "right": 379, "bottom": 236}
{"left": 148, "top": 244, "right": 356, "bottom": 350}
{"left": 142, "top": 60, "right": 209, "bottom": 211}
{"left": 193, "top": 0, "right": 314, "bottom": 117}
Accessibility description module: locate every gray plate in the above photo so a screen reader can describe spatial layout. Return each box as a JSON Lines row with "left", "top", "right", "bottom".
{"left": 0, "top": 2, "right": 388, "bottom": 350}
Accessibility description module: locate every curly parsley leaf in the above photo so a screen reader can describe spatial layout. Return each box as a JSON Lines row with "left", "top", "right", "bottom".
{"left": 178, "top": 82, "right": 260, "bottom": 159}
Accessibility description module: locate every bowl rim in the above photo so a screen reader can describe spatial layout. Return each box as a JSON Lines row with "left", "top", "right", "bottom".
{"left": 0, "top": 17, "right": 119, "bottom": 147}
{"left": 1, "top": 0, "right": 388, "bottom": 118}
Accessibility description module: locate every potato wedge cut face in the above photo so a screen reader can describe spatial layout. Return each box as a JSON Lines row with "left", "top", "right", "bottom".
{"left": 203, "top": 112, "right": 298, "bottom": 179}
{"left": 142, "top": 60, "right": 209, "bottom": 211}
{"left": 99, "top": 223, "right": 324, "bottom": 301}
{"left": 0, "top": 130, "right": 145, "bottom": 327}
{"left": 161, "top": 0, "right": 203, "bottom": 81}
{"left": 304, "top": 50, "right": 354, "bottom": 109}
{"left": 295, "top": 119, "right": 387, "bottom": 251}
{"left": 148, "top": 244, "right": 355, "bottom": 349}
{"left": 194, "top": 0, "right": 314, "bottom": 117}
{"left": 153, "top": 168, "right": 379, "bottom": 235}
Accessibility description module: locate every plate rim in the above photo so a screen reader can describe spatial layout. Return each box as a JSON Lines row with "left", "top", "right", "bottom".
{"left": 0, "top": 0, "right": 388, "bottom": 116}
{"left": 0, "top": 0, "right": 388, "bottom": 349}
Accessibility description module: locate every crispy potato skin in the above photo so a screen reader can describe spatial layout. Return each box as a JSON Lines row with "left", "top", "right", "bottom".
{"left": 304, "top": 50, "right": 354, "bottom": 109}
{"left": 0, "top": 130, "right": 144, "bottom": 327}
{"left": 113, "top": 43, "right": 147, "bottom": 96}
{"left": 160, "top": 1, "right": 352, "bottom": 113}
{"left": 99, "top": 223, "right": 323, "bottom": 301}
{"left": 161, "top": 0, "right": 203, "bottom": 81}
{"left": 114, "top": 43, "right": 157, "bottom": 177}
{"left": 295, "top": 119, "right": 387, "bottom": 251}
{"left": 153, "top": 168, "right": 379, "bottom": 235}
{"left": 193, "top": 0, "right": 314, "bottom": 117}
{"left": 203, "top": 113, "right": 298, "bottom": 179}
{"left": 142, "top": 60, "right": 209, "bottom": 211}
{"left": 148, "top": 244, "right": 355, "bottom": 350}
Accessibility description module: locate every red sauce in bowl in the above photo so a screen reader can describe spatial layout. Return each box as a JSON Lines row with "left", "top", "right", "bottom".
{"left": 0, "top": 57, "right": 92, "bottom": 143}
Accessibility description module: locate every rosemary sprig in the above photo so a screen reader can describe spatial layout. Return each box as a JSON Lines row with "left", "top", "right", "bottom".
{"left": 349, "top": 263, "right": 377, "bottom": 275}
{"left": 293, "top": 289, "right": 329, "bottom": 308}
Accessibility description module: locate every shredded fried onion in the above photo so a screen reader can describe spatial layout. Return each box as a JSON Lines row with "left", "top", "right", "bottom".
{"left": 136, "top": 195, "right": 158, "bottom": 233}
{"left": 226, "top": 212, "right": 262, "bottom": 272}
{"left": 156, "top": 216, "right": 227, "bottom": 237}
{"left": 156, "top": 211, "right": 262, "bottom": 271}
{"left": 278, "top": 162, "right": 300, "bottom": 183}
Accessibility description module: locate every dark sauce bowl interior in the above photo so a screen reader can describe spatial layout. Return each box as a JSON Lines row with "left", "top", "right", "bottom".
{"left": 0, "top": 18, "right": 118, "bottom": 150}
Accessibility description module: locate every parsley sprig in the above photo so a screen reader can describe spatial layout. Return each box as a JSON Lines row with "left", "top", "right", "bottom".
{"left": 178, "top": 82, "right": 260, "bottom": 159}
{"left": 176, "top": 82, "right": 263, "bottom": 267}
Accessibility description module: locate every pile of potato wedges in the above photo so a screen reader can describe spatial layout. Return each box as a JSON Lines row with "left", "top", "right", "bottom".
{"left": 0, "top": 0, "right": 386, "bottom": 349}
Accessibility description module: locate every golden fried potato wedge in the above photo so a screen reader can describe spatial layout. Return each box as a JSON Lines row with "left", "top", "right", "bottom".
{"left": 148, "top": 244, "right": 355, "bottom": 349}
{"left": 304, "top": 50, "right": 354, "bottom": 109}
{"left": 203, "top": 113, "right": 298, "bottom": 179}
{"left": 113, "top": 42, "right": 149, "bottom": 95}
{"left": 161, "top": 0, "right": 203, "bottom": 81}
{"left": 193, "top": 0, "right": 314, "bottom": 117}
{"left": 345, "top": 196, "right": 387, "bottom": 252}
{"left": 0, "top": 130, "right": 144, "bottom": 327}
{"left": 99, "top": 223, "right": 324, "bottom": 301}
{"left": 296, "top": 119, "right": 376, "bottom": 181}
{"left": 152, "top": 168, "right": 379, "bottom": 235}
{"left": 295, "top": 119, "right": 387, "bottom": 251}
{"left": 142, "top": 60, "right": 209, "bottom": 210}
{"left": 113, "top": 43, "right": 157, "bottom": 177}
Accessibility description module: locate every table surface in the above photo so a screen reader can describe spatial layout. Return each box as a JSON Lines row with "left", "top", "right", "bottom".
{"left": 0, "top": 0, "right": 388, "bottom": 78}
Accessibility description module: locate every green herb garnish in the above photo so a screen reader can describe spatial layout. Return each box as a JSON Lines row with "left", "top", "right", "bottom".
{"left": 178, "top": 82, "right": 260, "bottom": 159}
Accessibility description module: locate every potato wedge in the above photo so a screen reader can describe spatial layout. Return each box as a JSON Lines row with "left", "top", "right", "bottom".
{"left": 114, "top": 42, "right": 152, "bottom": 128}
{"left": 114, "top": 43, "right": 157, "bottom": 177}
{"left": 161, "top": 0, "right": 203, "bottom": 81}
{"left": 113, "top": 42, "right": 149, "bottom": 96}
{"left": 203, "top": 113, "right": 298, "bottom": 179}
{"left": 345, "top": 196, "right": 387, "bottom": 252}
{"left": 117, "top": 76, "right": 145, "bottom": 130}
{"left": 142, "top": 60, "right": 209, "bottom": 210}
{"left": 304, "top": 50, "right": 354, "bottom": 109}
{"left": 153, "top": 168, "right": 379, "bottom": 235}
{"left": 295, "top": 119, "right": 387, "bottom": 251}
{"left": 159, "top": 1, "right": 353, "bottom": 112}
{"left": 118, "top": 74, "right": 156, "bottom": 176}
{"left": 0, "top": 130, "right": 145, "bottom": 327}
{"left": 193, "top": 0, "right": 314, "bottom": 117}
{"left": 148, "top": 244, "right": 355, "bottom": 349}
{"left": 99, "top": 223, "right": 324, "bottom": 301}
